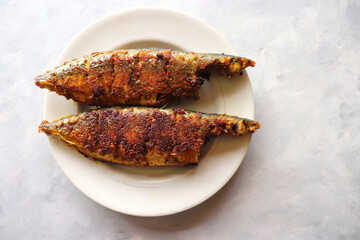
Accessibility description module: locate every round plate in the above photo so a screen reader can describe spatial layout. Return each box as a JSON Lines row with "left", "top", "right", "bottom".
{"left": 44, "top": 8, "right": 255, "bottom": 216}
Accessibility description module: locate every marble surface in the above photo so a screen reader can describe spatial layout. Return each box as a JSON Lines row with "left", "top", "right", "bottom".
{"left": 1, "top": 0, "right": 360, "bottom": 239}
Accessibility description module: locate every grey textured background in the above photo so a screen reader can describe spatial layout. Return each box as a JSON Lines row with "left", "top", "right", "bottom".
{"left": 1, "top": 0, "right": 360, "bottom": 239}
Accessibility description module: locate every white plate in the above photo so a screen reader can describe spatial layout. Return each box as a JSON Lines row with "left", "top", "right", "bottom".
{"left": 44, "top": 8, "right": 255, "bottom": 216}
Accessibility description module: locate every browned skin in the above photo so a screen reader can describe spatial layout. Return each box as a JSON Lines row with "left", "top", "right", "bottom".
{"left": 39, "top": 107, "right": 260, "bottom": 167}
{"left": 35, "top": 49, "right": 256, "bottom": 107}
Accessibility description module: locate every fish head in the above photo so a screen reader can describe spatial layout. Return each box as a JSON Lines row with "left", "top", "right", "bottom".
{"left": 226, "top": 57, "right": 256, "bottom": 76}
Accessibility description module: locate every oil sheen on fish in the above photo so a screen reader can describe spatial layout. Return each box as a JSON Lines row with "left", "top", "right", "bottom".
{"left": 35, "top": 49, "right": 255, "bottom": 106}
{"left": 39, "top": 107, "right": 260, "bottom": 166}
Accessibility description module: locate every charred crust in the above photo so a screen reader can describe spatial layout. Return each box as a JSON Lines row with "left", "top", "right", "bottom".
{"left": 40, "top": 107, "right": 259, "bottom": 166}
{"left": 108, "top": 55, "right": 116, "bottom": 102}
{"left": 56, "top": 108, "right": 206, "bottom": 163}
{"left": 128, "top": 54, "right": 139, "bottom": 87}
{"left": 171, "top": 108, "right": 185, "bottom": 115}
{"left": 35, "top": 50, "right": 255, "bottom": 107}
{"left": 148, "top": 110, "right": 175, "bottom": 153}
{"left": 91, "top": 85, "right": 106, "bottom": 100}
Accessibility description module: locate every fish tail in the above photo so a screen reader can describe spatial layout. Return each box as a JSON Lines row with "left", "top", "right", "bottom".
{"left": 34, "top": 72, "right": 53, "bottom": 88}
{"left": 38, "top": 120, "right": 51, "bottom": 133}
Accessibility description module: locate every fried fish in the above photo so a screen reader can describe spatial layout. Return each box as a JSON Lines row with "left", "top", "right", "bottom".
{"left": 39, "top": 107, "right": 260, "bottom": 166}
{"left": 35, "top": 49, "right": 255, "bottom": 107}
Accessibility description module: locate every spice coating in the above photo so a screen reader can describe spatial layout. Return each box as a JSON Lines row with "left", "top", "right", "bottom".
{"left": 39, "top": 107, "right": 260, "bottom": 166}
{"left": 35, "top": 49, "right": 255, "bottom": 106}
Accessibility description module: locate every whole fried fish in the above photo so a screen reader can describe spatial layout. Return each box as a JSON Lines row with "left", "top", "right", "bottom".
{"left": 39, "top": 107, "right": 260, "bottom": 166}
{"left": 35, "top": 49, "right": 255, "bottom": 106}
